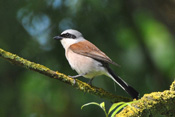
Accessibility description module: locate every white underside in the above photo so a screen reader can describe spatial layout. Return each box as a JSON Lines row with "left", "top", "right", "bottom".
{"left": 60, "top": 38, "right": 108, "bottom": 78}
{"left": 60, "top": 38, "right": 113, "bottom": 80}
{"left": 66, "top": 49, "right": 108, "bottom": 78}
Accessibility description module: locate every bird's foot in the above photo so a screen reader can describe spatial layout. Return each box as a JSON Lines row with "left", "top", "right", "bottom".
{"left": 68, "top": 74, "right": 84, "bottom": 85}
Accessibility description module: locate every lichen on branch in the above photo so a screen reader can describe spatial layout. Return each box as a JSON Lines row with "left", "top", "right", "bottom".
{"left": 0, "top": 48, "right": 131, "bottom": 103}
{"left": 116, "top": 80, "right": 175, "bottom": 117}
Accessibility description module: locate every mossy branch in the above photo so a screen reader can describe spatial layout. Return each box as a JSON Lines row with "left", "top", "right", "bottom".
{"left": 0, "top": 48, "right": 131, "bottom": 102}
{"left": 116, "top": 80, "right": 175, "bottom": 117}
{"left": 1, "top": 48, "right": 175, "bottom": 116}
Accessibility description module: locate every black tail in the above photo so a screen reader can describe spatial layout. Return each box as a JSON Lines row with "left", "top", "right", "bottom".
{"left": 106, "top": 67, "right": 139, "bottom": 99}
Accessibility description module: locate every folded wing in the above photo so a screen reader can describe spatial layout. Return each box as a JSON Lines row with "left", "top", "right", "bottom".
{"left": 69, "top": 40, "right": 119, "bottom": 66}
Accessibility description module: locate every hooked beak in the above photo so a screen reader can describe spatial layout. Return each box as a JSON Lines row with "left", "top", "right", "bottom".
{"left": 53, "top": 36, "right": 63, "bottom": 40}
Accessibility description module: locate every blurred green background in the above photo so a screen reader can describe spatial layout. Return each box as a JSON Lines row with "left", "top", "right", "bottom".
{"left": 0, "top": 0, "right": 175, "bottom": 117}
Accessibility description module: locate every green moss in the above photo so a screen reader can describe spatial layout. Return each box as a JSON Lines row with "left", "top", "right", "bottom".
{"left": 116, "top": 89, "right": 175, "bottom": 117}
{"left": 170, "top": 80, "right": 175, "bottom": 91}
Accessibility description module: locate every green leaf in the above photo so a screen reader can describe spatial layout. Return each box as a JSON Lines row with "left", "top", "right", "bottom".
{"left": 111, "top": 103, "right": 129, "bottom": 117}
{"left": 81, "top": 102, "right": 100, "bottom": 110}
{"left": 81, "top": 102, "right": 108, "bottom": 117}
{"left": 99, "top": 102, "right": 105, "bottom": 110}
{"left": 110, "top": 101, "right": 138, "bottom": 117}
{"left": 108, "top": 102, "right": 125, "bottom": 114}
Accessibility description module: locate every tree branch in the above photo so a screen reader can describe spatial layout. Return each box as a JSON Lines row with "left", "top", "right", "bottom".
{"left": 1, "top": 48, "right": 174, "bottom": 116}
{"left": 0, "top": 48, "right": 131, "bottom": 102}
{"left": 116, "top": 80, "right": 175, "bottom": 117}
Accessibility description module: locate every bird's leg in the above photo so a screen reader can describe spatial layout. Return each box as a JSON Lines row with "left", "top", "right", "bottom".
{"left": 69, "top": 74, "right": 94, "bottom": 86}
{"left": 68, "top": 73, "right": 86, "bottom": 85}
{"left": 68, "top": 74, "right": 84, "bottom": 78}
{"left": 87, "top": 78, "right": 94, "bottom": 86}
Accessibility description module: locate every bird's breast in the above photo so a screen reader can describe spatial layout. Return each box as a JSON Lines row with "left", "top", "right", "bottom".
{"left": 66, "top": 49, "right": 106, "bottom": 78}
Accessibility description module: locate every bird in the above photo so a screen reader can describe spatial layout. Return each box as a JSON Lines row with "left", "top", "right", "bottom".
{"left": 53, "top": 29, "right": 139, "bottom": 99}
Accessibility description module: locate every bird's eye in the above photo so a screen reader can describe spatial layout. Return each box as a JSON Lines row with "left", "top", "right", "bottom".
{"left": 61, "top": 33, "right": 76, "bottom": 39}
{"left": 66, "top": 33, "right": 70, "bottom": 36}
{"left": 64, "top": 33, "right": 71, "bottom": 38}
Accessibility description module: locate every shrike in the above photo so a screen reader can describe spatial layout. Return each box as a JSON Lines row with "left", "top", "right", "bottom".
{"left": 54, "top": 29, "right": 139, "bottom": 99}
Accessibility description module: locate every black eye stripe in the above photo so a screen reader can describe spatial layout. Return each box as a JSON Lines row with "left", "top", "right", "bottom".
{"left": 61, "top": 33, "right": 76, "bottom": 39}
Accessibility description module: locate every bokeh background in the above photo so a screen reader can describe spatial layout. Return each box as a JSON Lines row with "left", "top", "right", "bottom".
{"left": 0, "top": 0, "right": 175, "bottom": 117}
